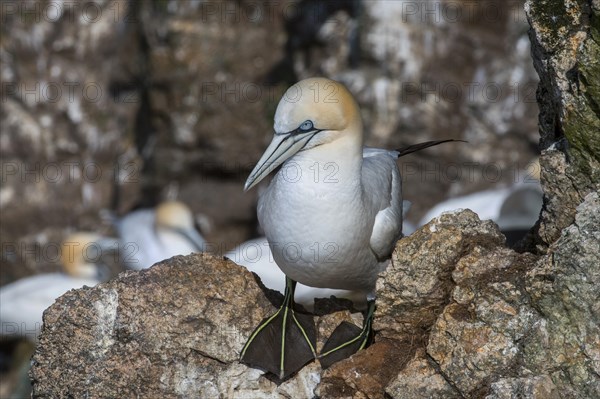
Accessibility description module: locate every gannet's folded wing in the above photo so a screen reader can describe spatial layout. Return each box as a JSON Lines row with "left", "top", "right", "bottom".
{"left": 362, "top": 149, "right": 403, "bottom": 262}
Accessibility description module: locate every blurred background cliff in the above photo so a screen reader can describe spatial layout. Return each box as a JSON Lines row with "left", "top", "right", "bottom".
{"left": 0, "top": 1, "right": 542, "bottom": 395}
{"left": 1, "top": 0, "right": 540, "bottom": 285}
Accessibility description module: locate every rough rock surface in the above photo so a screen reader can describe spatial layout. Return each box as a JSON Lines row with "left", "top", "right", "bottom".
{"left": 523, "top": 192, "right": 600, "bottom": 398}
{"left": 385, "top": 349, "right": 460, "bottom": 399}
{"left": 31, "top": 199, "right": 599, "bottom": 397}
{"left": 30, "top": 253, "right": 304, "bottom": 398}
{"left": 375, "top": 210, "right": 506, "bottom": 340}
{"left": 525, "top": 0, "right": 600, "bottom": 249}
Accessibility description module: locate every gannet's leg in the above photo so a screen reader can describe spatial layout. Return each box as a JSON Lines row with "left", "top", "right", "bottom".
{"left": 240, "top": 276, "right": 316, "bottom": 379}
{"left": 318, "top": 296, "right": 376, "bottom": 369}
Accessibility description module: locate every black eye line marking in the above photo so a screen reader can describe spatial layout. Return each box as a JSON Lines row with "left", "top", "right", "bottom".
{"left": 275, "top": 120, "right": 319, "bottom": 137}
{"left": 297, "top": 131, "right": 320, "bottom": 152}
{"left": 274, "top": 127, "right": 322, "bottom": 137}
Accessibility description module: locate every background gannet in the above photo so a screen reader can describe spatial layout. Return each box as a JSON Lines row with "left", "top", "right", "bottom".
{"left": 240, "top": 77, "right": 459, "bottom": 378}
{"left": 418, "top": 160, "right": 542, "bottom": 246}
{"left": 114, "top": 201, "right": 206, "bottom": 270}
{"left": 0, "top": 232, "right": 115, "bottom": 340}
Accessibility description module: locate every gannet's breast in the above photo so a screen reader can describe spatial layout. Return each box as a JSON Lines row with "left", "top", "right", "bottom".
{"left": 257, "top": 149, "right": 402, "bottom": 292}
{"left": 225, "top": 237, "right": 367, "bottom": 309}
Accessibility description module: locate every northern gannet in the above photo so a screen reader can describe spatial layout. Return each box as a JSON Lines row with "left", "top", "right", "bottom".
{"left": 114, "top": 201, "right": 206, "bottom": 270}
{"left": 0, "top": 232, "right": 115, "bottom": 340}
{"left": 240, "top": 77, "right": 460, "bottom": 378}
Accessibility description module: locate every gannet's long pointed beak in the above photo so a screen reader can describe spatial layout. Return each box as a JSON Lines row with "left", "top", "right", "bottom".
{"left": 244, "top": 130, "right": 318, "bottom": 191}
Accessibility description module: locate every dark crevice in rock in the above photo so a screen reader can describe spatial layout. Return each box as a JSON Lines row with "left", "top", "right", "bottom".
{"left": 189, "top": 348, "right": 227, "bottom": 366}
{"left": 424, "top": 352, "right": 466, "bottom": 399}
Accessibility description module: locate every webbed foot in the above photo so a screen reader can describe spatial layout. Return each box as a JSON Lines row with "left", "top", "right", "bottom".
{"left": 319, "top": 299, "right": 375, "bottom": 369}
{"left": 240, "top": 278, "right": 316, "bottom": 379}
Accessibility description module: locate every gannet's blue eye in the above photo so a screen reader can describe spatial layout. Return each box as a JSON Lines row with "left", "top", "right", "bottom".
{"left": 299, "top": 120, "right": 313, "bottom": 132}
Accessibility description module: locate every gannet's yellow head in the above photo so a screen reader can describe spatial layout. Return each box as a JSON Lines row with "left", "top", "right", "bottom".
{"left": 155, "top": 201, "right": 195, "bottom": 230}
{"left": 273, "top": 77, "right": 361, "bottom": 138}
{"left": 245, "top": 77, "right": 362, "bottom": 191}
{"left": 155, "top": 201, "right": 206, "bottom": 250}
{"left": 60, "top": 232, "right": 114, "bottom": 279}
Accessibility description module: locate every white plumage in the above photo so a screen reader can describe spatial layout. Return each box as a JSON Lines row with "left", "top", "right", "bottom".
{"left": 225, "top": 237, "right": 366, "bottom": 310}
{"left": 0, "top": 273, "right": 99, "bottom": 340}
{"left": 115, "top": 201, "right": 206, "bottom": 270}
{"left": 245, "top": 77, "right": 404, "bottom": 296}
{"left": 419, "top": 183, "right": 542, "bottom": 231}
{"left": 0, "top": 233, "right": 114, "bottom": 340}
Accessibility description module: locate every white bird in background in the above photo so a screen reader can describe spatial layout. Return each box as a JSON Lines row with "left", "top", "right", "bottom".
{"left": 115, "top": 201, "right": 206, "bottom": 270}
{"left": 239, "top": 77, "right": 461, "bottom": 378}
{"left": 418, "top": 161, "right": 542, "bottom": 246}
{"left": 225, "top": 237, "right": 366, "bottom": 311}
{"left": 0, "top": 232, "right": 116, "bottom": 340}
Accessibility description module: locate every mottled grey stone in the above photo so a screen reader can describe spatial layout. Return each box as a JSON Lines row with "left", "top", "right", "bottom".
{"left": 525, "top": 0, "right": 600, "bottom": 249}
{"left": 375, "top": 209, "right": 505, "bottom": 340}
{"left": 524, "top": 192, "right": 600, "bottom": 398}
{"left": 30, "top": 253, "right": 291, "bottom": 398}
{"left": 386, "top": 349, "right": 460, "bottom": 399}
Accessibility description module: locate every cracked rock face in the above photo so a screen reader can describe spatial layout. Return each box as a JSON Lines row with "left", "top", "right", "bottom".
{"left": 385, "top": 348, "right": 459, "bottom": 399}
{"left": 523, "top": 193, "right": 600, "bottom": 398}
{"left": 375, "top": 210, "right": 506, "bottom": 341}
{"left": 30, "top": 200, "right": 599, "bottom": 397}
{"left": 525, "top": 0, "right": 600, "bottom": 249}
{"left": 31, "top": 254, "right": 280, "bottom": 398}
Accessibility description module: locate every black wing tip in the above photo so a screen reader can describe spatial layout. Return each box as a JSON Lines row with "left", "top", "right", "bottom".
{"left": 395, "top": 139, "right": 468, "bottom": 158}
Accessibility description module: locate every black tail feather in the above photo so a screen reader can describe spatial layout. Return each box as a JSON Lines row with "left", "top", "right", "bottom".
{"left": 396, "top": 139, "right": 467, "bottom": 158}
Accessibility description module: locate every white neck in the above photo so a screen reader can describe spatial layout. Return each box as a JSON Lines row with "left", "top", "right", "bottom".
{"left": 281, "top": 133, "right": 363, "bottom": 191}
{"left": 72, "top": 263, "right": 98, "bottom": 279}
